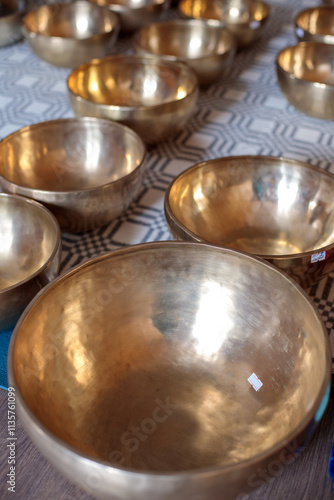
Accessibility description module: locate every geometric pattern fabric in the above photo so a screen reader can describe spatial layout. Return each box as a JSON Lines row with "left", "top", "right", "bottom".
{"left": 0, "top": 0, "right": 333, "bottom": 370}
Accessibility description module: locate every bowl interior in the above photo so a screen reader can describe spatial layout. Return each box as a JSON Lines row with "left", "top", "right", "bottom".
{"left": 179, "top": 0, "right": 269, "bottom": 25}
{"left": 13, "top": 243, "right": 329, "bottom": 472}
{"left": 134, "top": 21, "right": 234, "bottom": 59}
{"left": 0, "top": 195, "right": 59, "bottom": 290}
{"left": 24, "top": 1, "right": 116, "bottom": 39}
{"left": 296, "top": 7, "right": 334, "bottom": 36}
{"left": 0, "top": 119, "right": 145, "bottom": 192}
{"left": 68, "top": 57, "right": 196, "bottom": 107}
{"left": 11, "top": 244, "right": 329, "bottom": 472}
{"left": 167, "top": 157, "right": 334, "bottom": 256}
{"left": 277, "top": 43, "right": 334, "bottom": 85}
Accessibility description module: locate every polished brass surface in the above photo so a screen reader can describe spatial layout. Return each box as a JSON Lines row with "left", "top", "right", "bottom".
{"left": 164, "top": 156, "right": 334, "bottom": 288}
{"left": 22, "top": 1, "right": 120, "bottom": 68}
{"left": 0, "top": 0, "right": 29, "bottom": 47}
{"left": 0, "top": 117, "right": 146, "bottom": 232}
{"left": 133, "top": 19, "right": 236, "bottom": 87}
{"left": 67, "top": 55, "right": 199, "bottom": 144}
{"left": 89, "top": 0, "right": 170, "bottom": 34}
{"left": 295, "top": 6, "right": 334, "bottom": 44}
{"left": 178, "top": 0, "right": 270, "bottom": 48}
{"left": 276, "top": 42, "right": 334, "bottom": 120}
{"left": 8, "top": 242, "right": 331, "bottom": 499}
{"left": 0, "top": 193, "right": 61, "bottom": 330}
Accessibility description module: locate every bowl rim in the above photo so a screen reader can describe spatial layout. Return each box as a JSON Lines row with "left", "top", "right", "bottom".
{"left": 0, "top": 192, "right": 61, "bottom": 294}
{"left": 276, "top": 41, "right": 334, "bottom": 88}
{"left": 295, "top": 4, "right": 334, "bottom": 25}
{"left": 164, "top": 154, "right": 334, "bottom": 261}
{"left": 178, "top": 0, "right": 271, "bottom": 23}
{"left": 132, "top": 18, "right": 236, "bottom": 60}
{"left": 7, "top": 240, "right": 332, "bottom": 478}
{"left": 295, "top": 6, "right": 334, "bottom": 44}
{"left": 22, "top": 0, "right": 120, "bottom": 41}
{"left": 67, "top": 54, "right": 199, "bottom": 112}
{"left": 0, "top": 117, "right": 147, "bottom": 196}
{"left": 91, "top": 0, "right": 169, "bottom": 10}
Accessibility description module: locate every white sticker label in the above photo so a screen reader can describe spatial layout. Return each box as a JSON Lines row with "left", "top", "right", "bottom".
{"left": 311, "top": 251, "right": 326, "bottom": 263}
{"left": 248, "top": 373, "right": 263, "bottom": 391}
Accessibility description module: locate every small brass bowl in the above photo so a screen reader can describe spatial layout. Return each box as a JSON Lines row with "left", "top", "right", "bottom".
{"left": 0, "top": 0, "right": 29, "bottom": 47}
{"left": 295, "top": 6, "right": 334, "bottom": 44}
{"left": 133, "top": 19, "right": 236, "bottom": 87}
{"left": 164, "top": 155, "right": 334, "bottom": 288}
{"left": 276, "top": 41, "right": 334, "bottom": 120}
{"left": 88, "top": 0, "right": 170, "bottom": 34}
{"left": 22, "top": 1, "right": 120, "bottom": 68}
{"left": 0, "top": 118, "right": 146, "bottom": 233}
{"left": 0, "top": 193, "right": 61, "bottom": 330}
{"left": 178, "top": 0, "right": 270, "bottom": 48}
{"left": 7, "top": 241, "right": 331, "bottom": 499}
{"left": 67, "top": 55, "right": 199, "bottom": 144}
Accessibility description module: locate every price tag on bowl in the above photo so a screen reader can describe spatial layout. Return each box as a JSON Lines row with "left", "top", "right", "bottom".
{"left": 311, "top": 251, "right": 326, "bottom": 264}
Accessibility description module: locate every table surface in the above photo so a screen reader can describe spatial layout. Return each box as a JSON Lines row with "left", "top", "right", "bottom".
{"left": 1, "top": 0, "right": 334, "bottom": 498}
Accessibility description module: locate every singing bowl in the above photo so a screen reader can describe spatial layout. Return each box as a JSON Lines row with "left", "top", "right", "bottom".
{"left": 7, "top": 241, "right": 331, "bottom": 500}
{"left": 164, "top": 156, "right": 334, "bottom": 289}
{"left": 0, "top": 193, "right": 61, "bottom": 331}
{"left": 132, "top": 19, "right": 236, "bottom": 87}
{"left": 0, "top": 118, "right": 146, "bottom": 233}
{"left": 295, "top": 6, "right": 334, "bottom": 44}
{"left": 0, "top": 0, "right": 29, "bottom": 47}
{"left": 276, "top": 42, "right": 334, "bottom": 120}
{"left": 178, "top": 0, "right": 270, "bottom": 48}
{"left": 22, "top": 1, "right": 120, "bottom": 68}
{"left": 88, "top": 0, "right": 170, "bottom": 34}
{"left": 67, "top": 55, "right": 199, "bottom": 144}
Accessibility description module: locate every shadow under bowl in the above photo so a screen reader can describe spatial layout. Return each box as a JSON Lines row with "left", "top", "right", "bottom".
{"left": 164, "top": 155, "right": 334, "bottom": 288}
{"left": 276, "top": 41, "right": 334, "bottom": 120}
{"left": 132, "top": 19, "right": 236, "bottom": 87}
{"left": 178, "top": 0, "right": 270, "bottom": 48}
{"left": 67, "top": 55, "right": 199, "bottom": 144}
{"left": 7, "top": 241, "right": 331, "bottom": 499}
{"left": 0, "top": 193, "right": 61, "bottom": 330}
{"left": 22, "top": 0, "right": 120, "bottom": 67}
{"left": 0, "top": 117, "right": 147, "bottom": 233}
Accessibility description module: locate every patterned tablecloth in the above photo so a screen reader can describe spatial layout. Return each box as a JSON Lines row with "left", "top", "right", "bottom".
{"left": 0, "top": 0, "right": 333, "bottom": 376}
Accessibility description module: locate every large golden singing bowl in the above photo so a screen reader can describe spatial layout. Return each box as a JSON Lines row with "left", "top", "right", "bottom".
{"left": 88, "top": 0, "right": 170, "bottom": 35}
{"left": 295, "top": 6, "right": 334, "bottom": 44}
{"left": 7, "top": 241, "right": 331, "bottom": 500}
{"left": 132, "top": 19, "right": 236, "bottom": 87}
{"left": 0, "top": 118, "right": 146, "bottom": 233}
{"left": 67, "top": 55, "right": 199, "bottom": 144}
{"left": 0, "top": 0, "right": 29, "bottom": 47}
{"left": 22, "top": 1, "right": 120, "bottom": 68}
{"left": 164, "top": 156, "right": 334, "bottom": 289}
{"left": 276, "top": 42, "right": 334, "bottom": 120}
{"left": 0, "top": 193, "right": 61, "bottom": 331}
{"left": 178, "top": 0, "right": 270, "bottom": 48}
